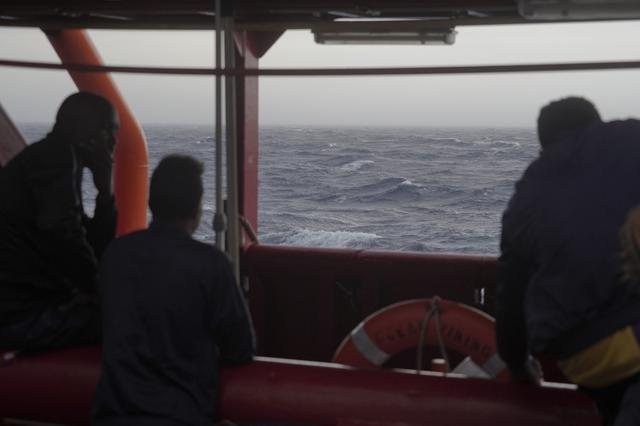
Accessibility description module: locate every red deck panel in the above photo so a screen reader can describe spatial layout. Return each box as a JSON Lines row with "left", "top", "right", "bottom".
{"left": 243, "top": 244, "right": 498, "bottom": 361}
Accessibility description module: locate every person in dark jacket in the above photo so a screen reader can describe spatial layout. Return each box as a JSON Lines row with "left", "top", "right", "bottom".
{"left": 92, "top": 154, "right": 255, "bottom": 426}
{"left": 0, "top": 92, "right": 118, "bottom": 351}
{"left": 496, "top": 97, "right": 640, "bottom": 426}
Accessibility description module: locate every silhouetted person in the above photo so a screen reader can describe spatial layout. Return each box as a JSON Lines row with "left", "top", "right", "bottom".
{"left": 0, "top": 92, "right": 118, "bottom": 351}
{"left": 537, "top": 96, "right": 601, "bottom": 152}
{"left": 496, "top": 97, "right": 640, "bottom": 426}
{"left": 92, "top": 155, "right": 255, "bottom": 426}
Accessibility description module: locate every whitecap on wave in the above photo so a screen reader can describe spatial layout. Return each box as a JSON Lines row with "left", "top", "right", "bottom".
{"left": 467, "top": 138, "right": 521, "bottom": 148}
{"left": 429, "top": 137, "right": 462, "bottom": 143}
{"left": 350, "top": 177, "right": 423, "bottom": 203}
{"left": 262, "top": 229, "right": 381, "bottom": 249}
{"left": 340, "top": 159, "right": 375, "bottom": 172}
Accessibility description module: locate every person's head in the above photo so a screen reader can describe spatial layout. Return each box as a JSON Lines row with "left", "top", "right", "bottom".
{"left": 537, "top": 96, "right": 601, "bottom": 152}
{"left": 149, "top": 154, "right": 204, "bottom": 234}
{"left": 53, "top": 92, "right": 119, "bottom": 162}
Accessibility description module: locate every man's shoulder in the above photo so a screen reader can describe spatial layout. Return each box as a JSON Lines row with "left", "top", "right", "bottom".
{"left": 21, "top": 136, "right": 74, "bottom": 171}
{"left": 518, "top": 118, "right": 640, "bottom": 181}
{"left": 577, "top": 119, "right": 640, "bottom": 152}
{"left": 600, "top": 118, "right": 640, "bottom": 132}
{"left": 506, "top": 118, "right": 640, "bottom": 214}
{"left": 107, "top": 229, "right": 227, "bottom": 261}
{"left": 103, "top": 228, "right": 148, "bottom": 254}
{"left": 602, "top": 119, "right": 640, "bottom": 151}
{"left": 186, "top": 238, "right": 230, "bottom": 264}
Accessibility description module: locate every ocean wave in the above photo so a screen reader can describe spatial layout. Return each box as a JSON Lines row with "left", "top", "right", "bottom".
{"left": 49, "top": 123, "right": 541, "bottom": 256}
{"left": 351, "top": 177, "right": 407, "bottom": 193}
{"left": 312, "top": 194, "right": 348, "bottom": 203}
{"left": 402, "top": 241, "right": 490, "bottom": 255}
{"left": 428, "top": 137, "right": 462, "bottom": 143}
{"left": 492, "top": 139, "right": 522, "bottom": 147}
{"left": 350, "top": 177, "right": 423, "bottom": 203}
{"left": 320, "top": 143, "right": 339, "bottom": 151}
{"left": 261, "top": 229, "right": 381, "bottom": 249}
{"left": 317, "top": 155, "right": 360, "bottom": 167}
{"left": 340, "top": 159, "right": 375, "bottom": 172}
{"left": 465, "top": 138, "right": 523, "bottom": 149}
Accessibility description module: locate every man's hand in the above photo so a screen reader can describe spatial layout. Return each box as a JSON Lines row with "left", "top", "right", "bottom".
{"left": 88, "top": 151, "right": 113, "bottom": 196}
{"left": 84, "top": 129, "right": 116, "bottom": 195}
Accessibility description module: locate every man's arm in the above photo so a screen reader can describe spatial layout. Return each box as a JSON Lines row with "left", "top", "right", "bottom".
{"left": 83, "top": 192, "right": 117, "bottom": 260}
{"left": 29, "top": 147, "right": 98, "bottom": 292}
{"left": 213, "top": 256, "right": 256, "bottom": 364}
{"left": 495, "top": 213, "right": 539, "bottom": 384}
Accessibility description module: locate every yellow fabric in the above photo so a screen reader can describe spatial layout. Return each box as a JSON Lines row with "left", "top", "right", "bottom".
{"left": 558, "top": 327, "right": 640, "bottom": 388}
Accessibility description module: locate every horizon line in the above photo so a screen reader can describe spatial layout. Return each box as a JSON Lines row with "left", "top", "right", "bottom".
{"left": 15, "top": 121, "right": 533, "bottom": 130}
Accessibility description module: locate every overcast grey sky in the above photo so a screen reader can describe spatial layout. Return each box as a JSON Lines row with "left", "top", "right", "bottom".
{"left": 1, "top": 21, "right": 639, "bottom": 127}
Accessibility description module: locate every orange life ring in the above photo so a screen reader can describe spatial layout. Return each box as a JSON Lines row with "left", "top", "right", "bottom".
{"left": 332, "top": 298, "right": 509, "bottom": 379}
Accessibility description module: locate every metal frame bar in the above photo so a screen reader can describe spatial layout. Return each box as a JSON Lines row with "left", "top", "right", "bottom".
{"left": 213, "top": 0, "right": 226, "bottom": 251}
{"left": 2, "top": 58, "right": 640, "bottom": 76}
{"left": 224, "top": 18, "right": 241, "bottom": 280}
{"left": 4, "top": 16, "right": 636, "bottom": 31}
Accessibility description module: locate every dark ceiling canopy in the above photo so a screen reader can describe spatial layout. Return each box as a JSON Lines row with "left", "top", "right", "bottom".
{"left": 0, "top": 0, "right": 524, "bottom": 30}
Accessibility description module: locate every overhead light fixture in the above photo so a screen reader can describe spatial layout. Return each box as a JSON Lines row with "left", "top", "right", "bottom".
{"left": 313, "top": 28, "right": 457, "bottom": 45}
{"left": 518, "top": 0, "right": 640, "bottom": 20}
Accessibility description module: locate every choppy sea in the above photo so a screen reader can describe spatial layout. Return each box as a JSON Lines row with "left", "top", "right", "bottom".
{"left": 17, "top": 124, "right": 539, "bottom": 255}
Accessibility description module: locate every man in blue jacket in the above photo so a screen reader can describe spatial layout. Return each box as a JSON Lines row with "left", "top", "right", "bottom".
{"left": 92, "top": 155, "right": 255, "bottom": 426}
{"left": 496, "top": 97, "right": 640, "bottom": 426}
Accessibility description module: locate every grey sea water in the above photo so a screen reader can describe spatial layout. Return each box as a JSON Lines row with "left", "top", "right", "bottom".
{"left": 17, "top": 124, "right": 539, "bottom": 255}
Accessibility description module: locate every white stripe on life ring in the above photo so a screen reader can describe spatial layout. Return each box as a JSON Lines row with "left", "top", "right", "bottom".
{"left": 351, "top": 323, "right": 391, "bottom": 366}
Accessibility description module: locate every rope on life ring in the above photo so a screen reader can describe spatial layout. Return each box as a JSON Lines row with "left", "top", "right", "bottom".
{"left": 332, "top": 297, "right": 509, "bottom": 380}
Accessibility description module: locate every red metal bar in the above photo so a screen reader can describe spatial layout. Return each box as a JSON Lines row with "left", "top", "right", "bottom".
{"left": 0, "top": 347, "right": 598, "bottom": 426}
{"left": 235, "top": 32, "right": 260, "bottom": 238}
{"left": 221, "top": 357, "right": 597, "bottom": 426}
{"left": 45, "top": 30, "right": 148, "bottom": 236}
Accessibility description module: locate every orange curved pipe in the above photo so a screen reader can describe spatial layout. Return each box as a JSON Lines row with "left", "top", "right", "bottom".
{"left": 46, "top": 29, "right": 148, "bottom": 236}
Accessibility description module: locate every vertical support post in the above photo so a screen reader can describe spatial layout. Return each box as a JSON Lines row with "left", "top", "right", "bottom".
{"left": 234, "top": 31, "right": 260, "bottom": 240}
{"left": 232, "top": 30, "right": 283, "bottom": 246}
{"left": 213, "top": 0, "right": 226, "bottom": 251}
{"left": 45, "top": 29, "right": 149, "bottom": 236}
{"left": 225, "top": 19, "right": 241, "bottom": 280}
